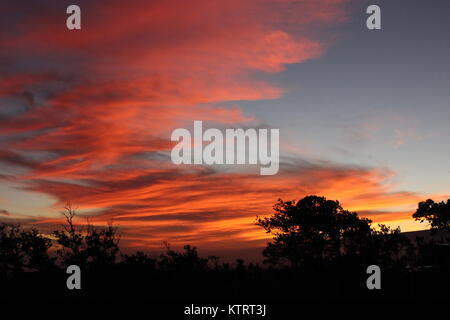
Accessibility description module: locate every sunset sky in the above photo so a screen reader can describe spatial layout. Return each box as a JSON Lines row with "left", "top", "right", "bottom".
{"left": 1, "top": 0, "right": 449, "bottom": 259}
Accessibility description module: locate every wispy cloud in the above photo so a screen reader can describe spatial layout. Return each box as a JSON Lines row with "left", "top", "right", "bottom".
{"left": 1, "top": 0, "right": 431, "bottom": 251}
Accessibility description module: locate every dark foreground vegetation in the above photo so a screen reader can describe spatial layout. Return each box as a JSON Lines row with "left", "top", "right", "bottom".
{"left": 1, "top": 196, "right": 450, "bottom": 300}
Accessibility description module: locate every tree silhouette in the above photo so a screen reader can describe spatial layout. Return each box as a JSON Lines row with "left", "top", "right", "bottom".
{"left": 361, "top": 224, "right": 411, "bottom": 267}
{"left": 413, "top": 199, "right": 450, "bottom": 232}
{"left": 2, "top": 197, "right": 450, "bottom": 300}
{"left": 52, "top": 202, "right": 120, "bottom": 268}
{"left": 257, "top": 196, "right": 372, "bottom": 268}
{"left": 0, "top": 223, "right": 53, "bottom": 279}
{"left": 158, "top": 243, "right": 209, "bottom": 272}
{"left": 256, "top": 195, "right": 409, "bottom": 269}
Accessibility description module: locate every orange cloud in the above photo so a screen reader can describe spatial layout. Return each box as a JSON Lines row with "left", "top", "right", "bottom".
{"left": 3, "top": 0, "right": 428, "bottom": 256}
{"left": 23, "top": 163, "right": 430, "bottom": 252}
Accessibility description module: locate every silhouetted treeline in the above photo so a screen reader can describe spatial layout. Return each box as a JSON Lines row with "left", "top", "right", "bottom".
{"left": 1, "top": 196, "right": 450, "bottom": 300}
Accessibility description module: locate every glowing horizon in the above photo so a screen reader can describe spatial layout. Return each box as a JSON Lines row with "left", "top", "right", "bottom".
{"left": 1, "top": 0, "right": 449, "bottom": 256}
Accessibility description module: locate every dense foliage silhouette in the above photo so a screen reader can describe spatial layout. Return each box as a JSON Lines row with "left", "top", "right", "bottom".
{"left": 413, "top": 198, "right": 450, "bottom": 232}
{"left": 1, "top": 196, "right": 450, "bottom": 300}
{"left": 52, "top": 203, "right": 120, "bottom": 269}
{"left": 256, "top": 196, "right": 409, "bottom": 269}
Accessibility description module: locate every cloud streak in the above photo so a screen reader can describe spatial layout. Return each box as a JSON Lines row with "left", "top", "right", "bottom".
{"left": 1, "top": 0, "right": 433, "bottom": 253}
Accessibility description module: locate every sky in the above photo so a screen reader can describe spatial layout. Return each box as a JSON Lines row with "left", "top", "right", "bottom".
{"left": 0, "top": 0, "right": 449, "bottom": 259}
